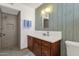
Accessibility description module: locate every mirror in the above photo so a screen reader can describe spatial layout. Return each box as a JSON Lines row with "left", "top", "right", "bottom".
{"left": 41, "top": 6, "right": 52, "bottom": 30}
{"left": 41, "top": 12, "right": 49, "bottom": 30}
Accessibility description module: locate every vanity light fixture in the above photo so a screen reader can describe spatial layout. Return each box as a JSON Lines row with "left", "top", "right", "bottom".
{"left": 41, "top": 6, "right": 53, "bottom": 16}
{"left": 45, "top": 7, "right": 51, "bottom": 13}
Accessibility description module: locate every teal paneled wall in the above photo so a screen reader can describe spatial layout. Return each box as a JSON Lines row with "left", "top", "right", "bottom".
{"left": 61, "top": 4, "right": 74, "bottom": 55}
{"left": 57, "top": 3, "right": 63, "bottom": 31}
{"left": 35, "top": 3, "right": 79, "bottom": 55}
{"left": 49, "top": 4, "right": 58, "bottom": 31}
{"left": 74, "top": 4, "right": 79, "bottom": 42}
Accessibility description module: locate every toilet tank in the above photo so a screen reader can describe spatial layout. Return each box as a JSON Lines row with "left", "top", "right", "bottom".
{"left": 65, "top": 41, "right": 79, "bottom": 56}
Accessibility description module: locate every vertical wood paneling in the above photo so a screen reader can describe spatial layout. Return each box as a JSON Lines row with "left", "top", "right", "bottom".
{"left": 49, "top": 4, "right": 58, "bottom": 31}
{"left": 61, "top": 4, "right": 74, "bottom": 55}
{"left": 57, "top": 3, "right": 63, "bottom": 31}
{"left": 65, "top": 4, "right": 74, "bottom": 41}
{"left": 74, "top": 4, "right": 79, "bottom": 42}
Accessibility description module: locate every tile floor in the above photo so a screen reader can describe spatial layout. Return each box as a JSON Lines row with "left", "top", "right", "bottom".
{"left": 0, "top": 47, "right": 35, "bottom": 56}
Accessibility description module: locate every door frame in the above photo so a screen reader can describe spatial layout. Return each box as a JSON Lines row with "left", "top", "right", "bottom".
{"left": 17, "top": 11, "right": 21, "bottom": 49}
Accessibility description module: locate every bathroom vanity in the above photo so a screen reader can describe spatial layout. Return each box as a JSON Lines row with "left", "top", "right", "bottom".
{"left": 27, "top": 31, "right": 62, "bottom": 56}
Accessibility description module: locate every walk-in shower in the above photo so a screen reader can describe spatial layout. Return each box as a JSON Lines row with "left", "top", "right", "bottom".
{"left": 0, "top": 5, "right": 20, "bottom": 51}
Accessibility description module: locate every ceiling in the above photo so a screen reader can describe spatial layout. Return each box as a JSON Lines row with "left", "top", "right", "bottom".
{"left": 0, "top": 5, "right": 19, "bottom": 15}
{"left": 0, "top": 3, "right": 42, "bottom": 15}
{"left": 23, "top": 3, "right": 42, "bottom": 9}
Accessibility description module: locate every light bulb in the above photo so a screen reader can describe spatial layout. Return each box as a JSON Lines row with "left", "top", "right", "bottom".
{"left": 45, "top": 7, "right": 51, "bottom": 13}
{"left": 41, "top": 10, "right": 45, "bottom": 15}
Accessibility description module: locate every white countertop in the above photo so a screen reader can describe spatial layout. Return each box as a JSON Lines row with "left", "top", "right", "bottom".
{"left": 28, "top": 31, "right": 62, "bottom": 43}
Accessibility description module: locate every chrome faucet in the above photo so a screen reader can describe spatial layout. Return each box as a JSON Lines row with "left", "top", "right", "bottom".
{"left": 47, "top": 31, "right": 49, "bottom": 36}
{"left": 43, "top": 31, "right": 50, "bottom": 36}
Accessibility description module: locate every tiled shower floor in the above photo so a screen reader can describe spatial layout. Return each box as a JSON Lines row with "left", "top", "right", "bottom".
{"left": 0, "top": 47, "right": 35, "bottom": 56}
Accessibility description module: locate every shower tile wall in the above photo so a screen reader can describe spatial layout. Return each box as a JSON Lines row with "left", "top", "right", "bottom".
{"left": 35, "top": 3, "right": 79, "bottom": 55}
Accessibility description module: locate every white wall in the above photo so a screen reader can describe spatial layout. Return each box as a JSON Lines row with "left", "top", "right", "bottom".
{"left": 0, "top": 3, "right": 35, "bottom": 49}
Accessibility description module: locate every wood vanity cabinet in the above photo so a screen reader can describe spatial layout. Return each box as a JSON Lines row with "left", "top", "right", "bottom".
{"left": 28, "top": 35, "right": 61, "bottom": 56}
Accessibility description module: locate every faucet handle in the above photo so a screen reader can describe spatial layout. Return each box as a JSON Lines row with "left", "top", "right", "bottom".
{"left": 47, "top": 31, "right": 49, "bottom": 36}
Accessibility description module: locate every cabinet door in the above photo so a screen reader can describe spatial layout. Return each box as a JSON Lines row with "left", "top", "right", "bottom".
{"left": 51, "top": 41, "right": 60, "bottom": 56}
{"left": 28, "top": 36, "right": 33, "bottom": 51}
{"left": 41, "top": 46, "right": 50, "bottom": 56}
{"left": 33, "top": 38, "right": 41, "bottom": 56}
{"left": 41, "top": 40, "right": 50, "bottom": 56}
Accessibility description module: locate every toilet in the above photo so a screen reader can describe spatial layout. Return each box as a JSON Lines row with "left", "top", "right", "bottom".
{"left": 65, "top": 40, "right": 79, "bottom": 56}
